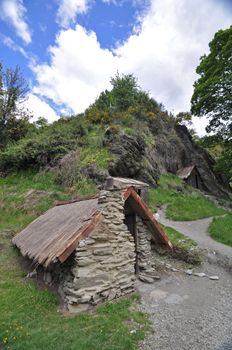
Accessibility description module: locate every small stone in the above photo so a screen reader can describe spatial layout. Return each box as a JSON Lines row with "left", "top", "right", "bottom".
{"left": 44, "top": 271, "right": 52, "bottom": 284}
{"left": 79, "top": 240, "right": 86, "bottom": 247}
{"left": 153, "top": 213, "right": 160, "bottom": 221}
{"left": 171, "top": 268, "right": 179, "bottom": 272}
{"left": 185, "top": 269, "right": 193, "bottom": 275}
{"left": 26, "top": 270, "right": 37, "bottom": 278}
{"left": 193, "top": 272, "right": 206, "bottom": 277}
{"left": 209, "top": 275, "right": 219, "bottom": 280}
{"left": 139, "top": 275, "right": 154, "bottom": 283}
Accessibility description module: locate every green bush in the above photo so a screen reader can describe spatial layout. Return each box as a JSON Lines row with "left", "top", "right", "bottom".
{"left": 0, "top": 116, "right": 89, "bottom": 172}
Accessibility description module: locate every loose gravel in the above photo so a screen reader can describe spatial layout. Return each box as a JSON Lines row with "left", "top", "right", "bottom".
{"left": 138, "top": 262, "right": 232, "bottom": 350}
{"left": 138, "top": 210, "right": 232, "bottom": 350}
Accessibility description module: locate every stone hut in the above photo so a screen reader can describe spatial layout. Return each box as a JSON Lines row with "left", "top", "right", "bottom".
{"left": 177, "top": 165, "right": 204, "bottom": 190}
{"left": 13, "top": 177, "right": 172, "bottom": 313}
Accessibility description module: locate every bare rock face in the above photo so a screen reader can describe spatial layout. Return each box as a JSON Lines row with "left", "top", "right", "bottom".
{"left": 104, "top": 128, "right": 158, "bottom": 186}
{"left": 105, "top": 130, "right": 145, "bottom": 176}
{"left": 103, "top": 122, "right": 230, "bottom": 198}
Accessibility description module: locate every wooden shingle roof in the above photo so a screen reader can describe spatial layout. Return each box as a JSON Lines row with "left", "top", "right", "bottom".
{"left": 13, "top": 186, "right": 172, "bottom": 267}
{"left": 12, "top": 198, "right": 101, "bottom": 267}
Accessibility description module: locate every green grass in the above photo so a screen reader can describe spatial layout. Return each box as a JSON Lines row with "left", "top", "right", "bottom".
{"left": 162, "top": 225, "right": 202, "bottom": 264}
{"left": 208, "top": 213, "right": 232, "bottom": 247}
{"left": 148, "top": 174, "right": 226, "bottom": 221}
{"left": 80, "top": 147, "right": 113, "bottom": 169}
{"left": 72, "top": 176, "right": 97, "bottom": 196}
{"left": 0, "top": 171, "right": 97, "bottom": 232}
{"left": 0, "top": 171, "right": 66, "bottom": 231}
{"left": 0, "top": 171, "right": 149, "bottom": 350}
{"left": 0, "top": 233, "right": 149, "bottom": 350}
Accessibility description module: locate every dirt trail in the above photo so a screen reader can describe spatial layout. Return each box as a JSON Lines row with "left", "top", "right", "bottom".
{"left": 157, "top": 208, "right": 232, "bottom": 259}
{"left": 138, "top": 210, "right": 232, "bottom": 350}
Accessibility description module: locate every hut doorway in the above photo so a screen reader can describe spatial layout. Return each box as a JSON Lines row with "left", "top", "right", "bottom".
{"left": 124, "top": 202, "right": 139, "bottom": 274}
{"left": 195, "top": 175, "right": 199, "bottom": 189}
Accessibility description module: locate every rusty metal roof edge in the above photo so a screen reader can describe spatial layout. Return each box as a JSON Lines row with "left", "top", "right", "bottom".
{"left": 123, "top": 187, "right": 173, "bottom": 249}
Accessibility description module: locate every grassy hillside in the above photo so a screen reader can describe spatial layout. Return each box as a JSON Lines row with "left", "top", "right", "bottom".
{"left": 148, "top": 174, "right": 226, "bottom": 221}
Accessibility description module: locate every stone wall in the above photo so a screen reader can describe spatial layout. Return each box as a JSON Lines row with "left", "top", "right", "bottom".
{"left": 43, "top": 189, "right": 159, "bottom": 312}
{"left": 59, "top": 189, "right": 136, "bottom": 312}
{"left": 136, "top": 216, "right": 160, "bottom": 283}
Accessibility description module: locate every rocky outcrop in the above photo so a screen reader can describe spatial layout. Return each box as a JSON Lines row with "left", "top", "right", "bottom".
{"left": 103, "top": 121, "right": 230, "bottom": 198}
{"left": 104, "top": 129, "right": 154, "bottom": 183}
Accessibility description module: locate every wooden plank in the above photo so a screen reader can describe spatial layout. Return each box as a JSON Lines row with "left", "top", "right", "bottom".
{"left": 58, "top": 211, "right": 102, "bottom": 263}
{"left": 123, "top": 187, "right": 173, "bottom": 249}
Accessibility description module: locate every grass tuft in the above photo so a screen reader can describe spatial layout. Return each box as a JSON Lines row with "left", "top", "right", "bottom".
{"left": 208, "top": 213, "right": 232, "bottom": 247}
{"left": 162, "top": 225, "right": 202, "bottom": 264}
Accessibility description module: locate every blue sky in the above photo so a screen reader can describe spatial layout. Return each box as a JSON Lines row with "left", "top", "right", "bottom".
{"left": 0, "top": 0, "right": 231, "bottom": 134}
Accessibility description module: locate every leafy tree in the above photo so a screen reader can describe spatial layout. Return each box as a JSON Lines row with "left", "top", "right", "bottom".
{"left": 175, "top": 112, "right": 192, "bottom": 126}
{"left": 85, "top": 72, "right": 160, "bottom": 124}
{"left": 110, "top": 72, "right": 139, "bottom": 112}
{"left": 191, "top": 26, "right": 232, "bottom": 136}
{"left": 216, "top": 141, "right": 232, "bottom": 182}
{"left": 0, "top": 63, "right": 30, "bottom": 148}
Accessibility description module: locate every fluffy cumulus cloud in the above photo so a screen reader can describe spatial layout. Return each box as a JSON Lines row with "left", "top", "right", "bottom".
{"left": 32, "top": 25, "right": 119, "bottom": 112}
{"left": 32, "top": 0, "right": 232, "bottom": 133}
{"left": 0, "top": 0, "right": 31, "bottom": 44}
{"left": 56, "top": 0, "right": 91, "bottom": 28}
{"left": 26, "top": 94, "right": 59, "bottom": 123}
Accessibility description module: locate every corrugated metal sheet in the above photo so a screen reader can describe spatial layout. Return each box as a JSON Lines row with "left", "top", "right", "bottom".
{"left": 177, "top": 165, "right": 195, "bottom": 179}
{"left": 12, "top": 198, "right": 100, "bottom": 267}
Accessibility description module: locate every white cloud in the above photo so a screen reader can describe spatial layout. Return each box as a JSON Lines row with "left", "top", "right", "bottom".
{"left": 0, "top": 34, "right": 29, "bottom": 58}
{"left": 32, "top": 25, "right": 119, "bottom": 112}
{"left": 56, "top": 0, "right": 91, "bottom": 28}
{"left": 26, "top": 94, "right": 59, "bottom": 123}
{"left": 32, "top": 0, "right": 232, "bottom": 135}
{"left": 0, "top": 0, "right": 31, "bottom": 44}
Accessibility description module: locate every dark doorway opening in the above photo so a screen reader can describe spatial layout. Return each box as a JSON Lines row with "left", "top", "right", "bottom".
{"left": 124, "top": 201, "right": 138, "bottom": 274}
{"left": 195, "top": 175, "right": 199, "bottom": 189}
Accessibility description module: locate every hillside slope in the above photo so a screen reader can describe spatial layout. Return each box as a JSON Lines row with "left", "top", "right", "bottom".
{"left": 0, "top": 74, "right": 229, "bottom": 199}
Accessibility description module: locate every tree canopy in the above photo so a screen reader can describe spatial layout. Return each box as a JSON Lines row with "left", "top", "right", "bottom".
{"left": 0, "top": 63, "right": 30, "bottom": 148}
{"left": 85, "top": 72, "right": 160, "bottom": 124}
{"left": 191, "top": 26, "right": 232, "bottom": 137}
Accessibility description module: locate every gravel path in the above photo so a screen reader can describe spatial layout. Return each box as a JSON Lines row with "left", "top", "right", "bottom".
{"left": 157, "top": 208, "right": 232, "bottom": 259}
{"left": 138, "top": 211, "right": 232, "bottom": 350}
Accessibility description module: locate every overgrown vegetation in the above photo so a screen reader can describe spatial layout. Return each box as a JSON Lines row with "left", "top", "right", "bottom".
{"left": 163, "top": 225, "right": 202, "bottom": 264}
{"left": 148, "top": 174, "right": 226, "bottom": 221}
{"left": 208, "top": 214, "right": 232, "bottom": 247}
